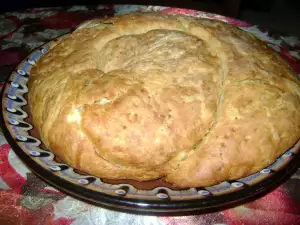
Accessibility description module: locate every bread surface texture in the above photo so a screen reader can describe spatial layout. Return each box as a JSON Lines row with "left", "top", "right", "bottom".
{"left": 28, "top": 13, "right": 300, "bottom": 188}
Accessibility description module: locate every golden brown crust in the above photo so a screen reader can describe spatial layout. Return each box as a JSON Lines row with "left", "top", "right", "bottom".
{"left": 28, "top": 13, "right": 300, "bottom": 188}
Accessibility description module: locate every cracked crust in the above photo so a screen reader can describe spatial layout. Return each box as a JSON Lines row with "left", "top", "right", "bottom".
{"left": 28, "top": 13, "right": 300, "bottom": 188}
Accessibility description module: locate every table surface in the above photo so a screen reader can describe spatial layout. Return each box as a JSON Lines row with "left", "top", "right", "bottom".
{"left": 1, "top": 4, "right": 300, "bottom": 225}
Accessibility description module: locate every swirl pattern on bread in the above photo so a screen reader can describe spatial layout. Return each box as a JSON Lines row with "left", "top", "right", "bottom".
{"left": 28, "top": 13, "right": 300, "bottom": 188}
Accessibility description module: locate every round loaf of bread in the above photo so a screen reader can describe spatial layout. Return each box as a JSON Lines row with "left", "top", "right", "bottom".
{"left": 28, "top": 13, "right": 300, "bottom": 188}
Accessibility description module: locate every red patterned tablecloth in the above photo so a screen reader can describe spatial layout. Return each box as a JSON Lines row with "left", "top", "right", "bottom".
{"left": 1, "top": 5, "right": 300, "bottom": 225}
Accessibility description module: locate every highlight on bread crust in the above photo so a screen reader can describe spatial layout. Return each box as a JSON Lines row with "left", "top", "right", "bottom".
{"left": 28, "top": 13, "right": 300, "bottom": 188}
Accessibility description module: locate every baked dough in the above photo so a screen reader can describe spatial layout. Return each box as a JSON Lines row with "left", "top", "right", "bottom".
{"left": 28, "top": 13, "right": 300, "bottom": 188}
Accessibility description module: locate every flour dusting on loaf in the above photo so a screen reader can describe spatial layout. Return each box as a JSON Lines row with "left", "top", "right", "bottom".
{"left": 28, "top": 13, "right": 300, "bottom": 188}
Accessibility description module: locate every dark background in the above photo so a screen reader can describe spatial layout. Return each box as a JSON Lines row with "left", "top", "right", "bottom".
{"left": 0, "top": 0, "right": 300, "bottom": 36}
{"left": 0, "top": 0, "right": 277, "bottom": 15}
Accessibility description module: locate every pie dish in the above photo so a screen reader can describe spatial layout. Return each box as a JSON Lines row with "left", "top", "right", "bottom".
{"left": 1, "top": 12, "right": 300, "bottom": 215}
